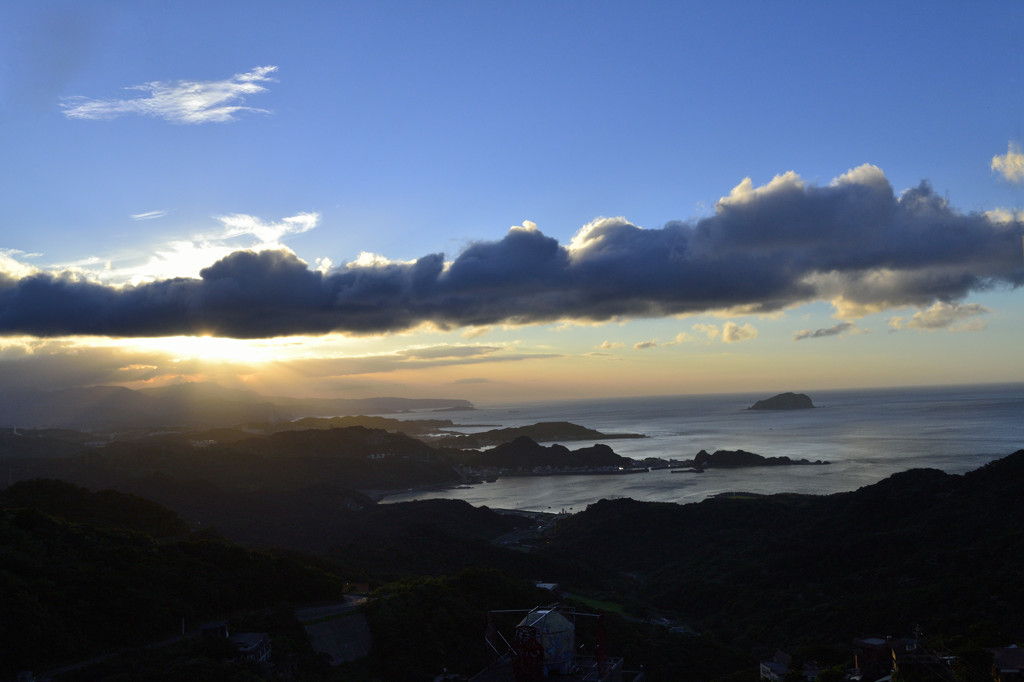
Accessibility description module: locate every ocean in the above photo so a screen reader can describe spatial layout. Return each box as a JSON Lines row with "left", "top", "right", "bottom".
{"left": 380, "top": 383, "right": 1024, "bottom": 512}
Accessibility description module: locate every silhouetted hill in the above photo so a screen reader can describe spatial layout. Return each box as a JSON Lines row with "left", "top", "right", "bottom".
{"left": 38, "top": 426, "right": 463, "bottom": 494}
{"left": 468, "top": 436, "right": 634, "bottom": 470}
{"left": 241, "top": 425, "right": 438, "bottom": 458}
{"left": 0, "top": 480, "right": 345, "bottom": 676}
{"left": 228, "top": 414, "right": 459, "bottom": 438}
{"left": 0, "top": 478, "right": 190, "bottom": 537}
{"left": 433, "top": 421, "right": 644, "bottom": 448}
{"left": 674, "top": 448, "right": 828, "bottom": 468}
{"left": 0, "top": 385, "right": 163, "bottom": 430}
{"left": 0, "top": 427, "right": 97, "bottom": 458}
{"left": 540, "top": 450, "right": 1024, "bottom": 648}
{"left": 0, "top": 381, "right": 473, "bottom": 431}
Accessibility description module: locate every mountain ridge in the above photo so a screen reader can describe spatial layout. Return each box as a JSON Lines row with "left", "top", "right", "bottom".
{"left": 0, "top": 382, "right": 474, "bottom": 431}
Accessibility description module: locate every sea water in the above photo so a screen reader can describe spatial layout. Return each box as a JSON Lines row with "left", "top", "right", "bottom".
{"left": 380, "top": 383, "right": 1024, "bottom": 512}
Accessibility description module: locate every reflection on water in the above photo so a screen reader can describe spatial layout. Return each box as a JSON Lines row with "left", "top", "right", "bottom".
{"left": 382, "top": 384, "right": 1024, "bottom": 512}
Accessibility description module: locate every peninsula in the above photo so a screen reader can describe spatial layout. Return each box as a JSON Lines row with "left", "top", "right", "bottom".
{"left": 672, "top": 448, "right": 829, "bottom": 471}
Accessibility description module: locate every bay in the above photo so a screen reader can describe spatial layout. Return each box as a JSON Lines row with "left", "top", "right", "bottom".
{"left": 381, "top": 383, "right": 1024, "bottom": 512}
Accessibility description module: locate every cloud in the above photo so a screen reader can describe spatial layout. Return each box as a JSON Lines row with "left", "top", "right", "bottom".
{"left": 992, "top": 142, "right": 1024, "bottom": 183}
{"left": 461, "top": 326, "right": 492, "bottom": 339}
{"left": 692, "top": 324, "right": 722, "bottom": 341}
{"left": 686, "top": 322, "right": 757, "bottom": 343}
{"left": 598, "top": 340, "right": 624, "bottom": 349}
{"left": 60, "top": 66, "right": 277, "bottom": 124}
{"left": 722, "top": 321, "right": 757, "bottom": 343}
{"left": 397, "top": 345, "right": 501, "bottom": 360}
{"left": 0, "top": 337, "right": 553, "bottom": 392}
{"left": 286, "top": 345, "right": 559, "bottom": 378}
{"left": 889, "top": 301, "right": 990, "bottom": 332}
{"left": 793, "top": 321, "right": 856, "bottom": 341}
{"left": 61, "top": 212, "right": 320, "bottom": 285}
{"left": 131, "top": 210, "right": 169, "bottom": 221}
{"left": 0, "top": 338, "right": 200, "bottom": 391}
{"left": 1, "top": 166, "right": 1022, "bottom": 339}
{"left": 633, "top": 340, "right": 657, "bottom": 350}
{"left": 1, "top": 251, "right": 39, "bottom": 280}
{"left": 663, "top": 331, "right": 695, "bottom": 345}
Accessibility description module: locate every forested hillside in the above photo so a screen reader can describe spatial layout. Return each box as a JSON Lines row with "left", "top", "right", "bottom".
{"left": 0, "top": 480, "right": 346, "bottom": 677}
{"left": 540, "top": 450, "right": 1024, "bottom": 650}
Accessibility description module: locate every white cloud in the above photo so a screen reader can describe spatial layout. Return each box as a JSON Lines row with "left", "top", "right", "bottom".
{"left": 49, "top": 211, "right": 320, "bottom": 284}
{"left": 992, "top": 142, "right": 1024, "bottom": 183}
{"left": 715, "top": 171, "right": 804, "bottom": 211}
{"left": 688, "top": 322, "right": 756, "bottom": 343}
{"left": 61, "top": 65, "right": 277, "bottom": 124}
{"left": 722, "top": 321, "right": 758, "bottom": 343}
{"left": 831, "top": 164, "right": 888, "bottom": 189}
{"left": 633, "top": 340, "right": 657, "bottom": 350}
{"left": 347, "top": 251, "right": 397, "bottom": 268}
{"left": 217, "top": 211, "right": 318, "bottom": 247}
{"left": 0, "top": 250, "right": 39, "bottom": 279}
{"left": 598, "top": 340, "right": 624, "bottom": 349}
{"left": 984, "top": 207, "right": 1024, "bottom": 224}
{"left": 314, "top": 257, "right": 334, "bottom": 275}
{"left": 888, "top": 301, "right": 990, "bottom": 331}
{"left": 131, "top": 210, "right": 169, "bottom": 221}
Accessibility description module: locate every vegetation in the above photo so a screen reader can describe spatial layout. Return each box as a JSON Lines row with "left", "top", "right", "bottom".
{"left": 540, "top": 450, "right": 1024, "bottom": 651}
{"left": 0, "top": 480, "right": 345, "bottom": 677}
{"left": 3, "top": 416, "right": 1023, "bottom": 680}
{"left": 466, "top": 436, "right": 634, "bottom": 470}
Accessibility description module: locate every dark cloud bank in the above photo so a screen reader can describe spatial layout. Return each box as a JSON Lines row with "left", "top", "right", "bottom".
{"left": 2, "top": 167, "right": 1022, "bottom": 339}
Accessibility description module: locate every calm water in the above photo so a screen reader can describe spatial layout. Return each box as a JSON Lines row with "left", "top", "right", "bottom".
{"left": 381, "top": 384, "right": 1024, "bottom": 512}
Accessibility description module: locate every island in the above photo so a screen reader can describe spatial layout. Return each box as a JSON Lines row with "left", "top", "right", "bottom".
{"left": 671, "top": 448, "right": 829, "bottom": 472}
{"left": 747, "top": 392, "right": 815, "bottom": 410}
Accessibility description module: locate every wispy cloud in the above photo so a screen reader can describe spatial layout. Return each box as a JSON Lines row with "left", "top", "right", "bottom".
{"left": 888, "top": 301, "right": 990, "bottom": 332}
{"left": 1, "top": 166, "right": 1022, "bottom": 339}
{"left": 793, "top": 321, "right": 856, "bottom": 341}
{"left": 633, "top": 340, "right": 657, "bottom": 350}
{"left": 287, "top": 345, "right": 559, "bottom": 378}
{"left": 58, "top": 211, "right": 320, "bottom": 285}
{"left": 398, "top": 345, "right": 501, "bottom": 360}
{"left": 0, "top": 338, "right": 551, "bottom": 391}
{"left": 131, "top": 210, "right": 169, "bottom": 221}
{"left": 61, "top": 66, "right": 277, "bottom": 124}
{"left": 992, "top": 142, "right": 1024, "bottom": 183}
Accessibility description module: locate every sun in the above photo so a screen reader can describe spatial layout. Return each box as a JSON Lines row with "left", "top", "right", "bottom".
{"left": 128, "top": 335, "right": 280, "bottom": 365}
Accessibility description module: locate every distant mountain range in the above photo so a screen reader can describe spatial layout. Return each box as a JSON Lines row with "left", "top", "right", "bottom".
{"left": 0, "top": 382, "right": 474, "bottom": 431}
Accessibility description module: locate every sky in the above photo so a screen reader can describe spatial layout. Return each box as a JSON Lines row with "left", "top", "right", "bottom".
{"left": 1, "top": 1, "right": 1023, "bottom": 404}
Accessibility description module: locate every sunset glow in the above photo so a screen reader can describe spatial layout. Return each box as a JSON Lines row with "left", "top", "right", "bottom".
{"left": 1, "top": 2, "right": 1022, "bottom": 403}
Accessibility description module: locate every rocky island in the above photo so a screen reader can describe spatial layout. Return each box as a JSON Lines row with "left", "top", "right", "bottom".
{"left": 672, "top": 448, "right": 829, "bottom": 471}
{"left": 748, "top": 392, "right": 815, "bottom": 410}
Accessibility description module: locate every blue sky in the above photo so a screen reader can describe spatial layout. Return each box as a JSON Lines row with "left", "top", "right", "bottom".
{"left": 1, "top": 1, "right": 1022, "bottom": 403}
